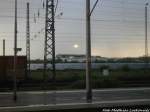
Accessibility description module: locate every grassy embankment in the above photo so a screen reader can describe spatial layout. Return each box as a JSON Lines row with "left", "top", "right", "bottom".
{"left": 27, "top": 68, "right": 150, "bottom": 90}
{"left": 1, "top": 68, "right": 150, "bottom": 91}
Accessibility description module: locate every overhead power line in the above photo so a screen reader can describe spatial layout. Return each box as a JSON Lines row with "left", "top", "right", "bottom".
{"left": 90, "top": 0, "right": 100, "bottom": 16}
{"left": 55, "top": 0, "right": 59, "bottom": 13}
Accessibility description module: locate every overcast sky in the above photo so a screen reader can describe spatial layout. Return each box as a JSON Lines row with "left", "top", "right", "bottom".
{"left": 0, "top": 0, "right": 150, "bottom": 59}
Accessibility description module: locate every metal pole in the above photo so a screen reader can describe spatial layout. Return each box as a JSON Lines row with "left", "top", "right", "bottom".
{"left": 13, "top": 0, "right": 17, "bottom": 101}
{"left": 145, "top": 3, "right": 148, "bottom": 57}
{"left": 3, "top": 39, "right": 5, "bottom": 56}
{"left": 43, "top": 0, "right": 48, "bottom": 90}
{"left": 26, "top": 2, "right": 30, "bottom": 78}
{"left": 145, "top": 3, "right": 149, "bottom": 67}
{"left": 86, "top": 0, "right": 92, "bottom": 103}
{"left": 51, "top": 0, "right": 56, "bottom": 81}
{"left": 51, "top": 0, "right": 56, "bottom": 104}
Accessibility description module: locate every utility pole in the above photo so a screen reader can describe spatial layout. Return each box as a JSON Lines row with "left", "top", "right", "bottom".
{"left": 13, "top": 0, "right": 17, "bottom": 101}
{"left": 86, "top": 0, "right": 99, "bottom": 103}
{"left": 86, "top": 0, "right": 92, "bottom": 103}
{"left": 44, "top": 0, "right": 56, "bottom": 84}
{"left": 145, "top": 3, "right": 149, "bottom": 68}
{"left": 3, "top": 39, "right": 5, "bottom": 56}
{"left": 26, "top": 2, "right": 30, "bottom": 78}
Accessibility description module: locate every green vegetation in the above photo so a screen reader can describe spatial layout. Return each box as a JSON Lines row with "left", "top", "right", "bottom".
{"left": 1, "top": 67, "right": 150, "bottom": 91}
{"left": 27, "top": 68, "right": 150, "bottom": 90}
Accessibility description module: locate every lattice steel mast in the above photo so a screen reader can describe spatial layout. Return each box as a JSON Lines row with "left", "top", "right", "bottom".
{"left": 26, "top": 2, "right": 30, "bottom": 78}
{"left": 44, "top": 0, "right": 56, "bottom": 82}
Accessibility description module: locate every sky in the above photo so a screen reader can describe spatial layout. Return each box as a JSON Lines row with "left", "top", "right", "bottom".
{"left": 0, "top": 0, "right": 150, "bottom": 59}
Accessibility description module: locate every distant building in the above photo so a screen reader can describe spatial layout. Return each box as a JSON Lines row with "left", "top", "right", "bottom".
{"left": 56, "top": 54, "right": 108, "bottom": 63}
{"left": 56, "top": 54, "right": 85, "bottom": 62}
{"left": 0, "top": 56, "right": 27, "bottom": 81}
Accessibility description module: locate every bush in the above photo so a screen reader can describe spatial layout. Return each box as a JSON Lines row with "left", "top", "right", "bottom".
{"left": 121, "top": 65, "right": 130, "bottom": 72}
{"left": 69, "top": 80, "right": 85, "bottom": 89}
{"left": 92, "top": 76, "right": 121, "bottom": 88}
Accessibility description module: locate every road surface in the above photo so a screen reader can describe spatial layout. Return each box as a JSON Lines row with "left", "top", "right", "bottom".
{"left": 0, "top": 87, "right": 150, "bottom": 111}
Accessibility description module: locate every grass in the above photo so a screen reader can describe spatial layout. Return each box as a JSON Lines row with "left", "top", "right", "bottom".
{"left": 27, "top": 69, "right": 150, "bottom": 90}
{"left": 0, "top": 68, "right": 150, "bottom": 91}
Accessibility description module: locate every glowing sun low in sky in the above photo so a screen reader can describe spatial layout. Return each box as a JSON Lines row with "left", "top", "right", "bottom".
{"left": 73, "top": 44, "right": 79, "bottom": 49}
